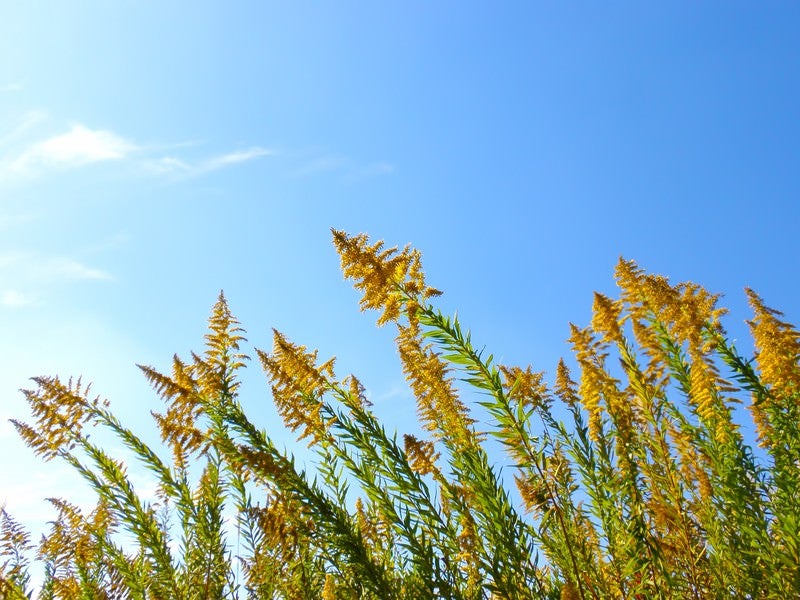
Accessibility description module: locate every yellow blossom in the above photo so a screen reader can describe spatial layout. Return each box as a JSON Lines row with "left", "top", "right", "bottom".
{"left": 554, "top": 359, "right": 580, "bottom": 409}
{"left": 668, "top": 424, "right": 712, "bottom": 503}
{"left": 499, "top": 364, "right": 551, "bottom": 412}
{"left": 560, "top": 581, "right": 581, "bottom": 600}
{"left": 322, "top": 573, "right": 337, "bottom": 600}
{"left": 744, "top": 288, "right": 800, "bottom": 448}
{"left": 396, "top": 323, "right": 477, "bottom": 450}
{"left": 345, "top": 374, "right": 372, "bottom": 410}
{"left": 515, "top": 474, "right": 549, "bottom": 514}
{"left": 569, "top": 322, "right": 641, "bottom": 457}
{"left": 332, "top": 229, "right": 440, "bottom": 326}
{"left": 616, "top": 258, "right": 726, "bottom": 356}
{"left": 747, "top": 288, "right": 800, "bottom": 398}
{"left": 14, "top": 376, "right": 102, "bottom": 461}
{"left": 252, "top": 491, "right": 308, "bottom": 554}
{"left": 199, "top": 291, "right": 249, "bottom": 396}
{"left": 591, "top": 292, "right": 624, "bottom": 346}
{"left": 37, "top": 498, "right": 117, "bottom": 599}
{"left": 455, "top": 511, "right": 480, "bottom": 589}
{"left": 403, "top": 434, "right": 441, "bottom": 476}
{"left": 258, "top": 330, "right": 335, "bottom": 445}
{"left": 144, "top": 356, "right": 207, "bottom": 469}
{"left": 236, "top": 444, "right": 285, "bottom": 483}
{"left": 568, "top": 324, "right": 605, "bottom": 443}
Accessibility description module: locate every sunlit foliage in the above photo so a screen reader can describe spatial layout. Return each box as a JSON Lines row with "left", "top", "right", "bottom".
{"left": 2, "top": 230, "right": 798, "bottom": 599}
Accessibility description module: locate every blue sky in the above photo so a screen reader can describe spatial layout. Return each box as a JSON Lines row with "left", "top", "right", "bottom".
{"left": 1, "top": 2, "right": 799, "bottom": 546}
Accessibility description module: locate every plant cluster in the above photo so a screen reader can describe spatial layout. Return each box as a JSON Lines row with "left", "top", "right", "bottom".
{"left": 1, "top": 230, "right": 798, "bottom": 599}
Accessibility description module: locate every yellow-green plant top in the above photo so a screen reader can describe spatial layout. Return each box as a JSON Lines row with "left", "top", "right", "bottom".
{"left": 2, "top": 231, "right": 798, "bottom": 600}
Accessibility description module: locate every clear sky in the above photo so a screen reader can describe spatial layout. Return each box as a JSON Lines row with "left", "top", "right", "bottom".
{"left": 1, "top": 2, "right": 799, "bottom": 545}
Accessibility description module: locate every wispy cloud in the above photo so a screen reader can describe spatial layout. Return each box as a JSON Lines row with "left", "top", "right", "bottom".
{"left": 0, "top": 110, "right": 48, "bottom": 147}
{"left": 291, "top": 153, "right": 395, "bottom": 182}
{"left": 0, "top": 81, "right": 24, "bottom": 94}
{"left": 0, "top": 253, "right": 111, "bottom": 310}
{"left": 0, "top": 252, "right": 27, "bottom": 269}
{"left": 0, "top": 119, "right": 206, "bottom": 184}
{"left": 0, "top": 110, "right": 385, "bottom": 187}
{"left": 146, "top": 156, "right": 192, "bottom": 174}
{"left": 8, "top": 125, "right": 136, "bottom": 175}
{"left": 146, "top": 146, "right": 275, "bottom": 179}
{"left": 39, "top": 257, "right": 113, "bottom": 281}
{"left": 1, "top": 290, "right": 36, "bottom": 308}
{"left": 204, "top": 147, "right": 275, "bottom": 169}
{"left": 0, "top": 252, "right": 113, "bottom": 286}
{"left": 289, "top": 155, "right": 349, "bottom": 178}
{"left": 345, "top": 161, "right": 395, "bottom": 182}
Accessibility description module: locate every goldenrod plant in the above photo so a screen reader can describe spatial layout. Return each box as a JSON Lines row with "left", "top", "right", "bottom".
{"left": 1, "top": 230, "right": 798, "bottom": 599}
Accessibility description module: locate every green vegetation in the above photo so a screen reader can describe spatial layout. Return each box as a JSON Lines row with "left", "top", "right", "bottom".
{"left": 2, "top": 230, "right": 799, "bottom": 599}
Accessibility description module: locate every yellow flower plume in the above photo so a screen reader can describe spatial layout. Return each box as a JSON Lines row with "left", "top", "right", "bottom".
{"left": 258, "top": 330, "right": 335, "bottom": 445}
{"left": 332, "top": 229, "right": 440, "bottom": 326}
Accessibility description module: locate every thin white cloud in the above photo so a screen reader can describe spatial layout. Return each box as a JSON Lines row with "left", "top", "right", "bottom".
{"left": 146, "top": 146, "right": 275, "bottom": 178}
{"left": 0, "top": 110, "right": 48, "bottom": 148}
{"left": 9, "top": 125, "right": 136, "bottom": 174}
{"left": 2, "top": 290, "right": 36, "bottom": 308}
{"left": 203, "top": 147, "right": 275, "bottom": 170}
{"left": 291, "top": 154, "right": 395, "bottom": 182}
{"left": 0, "top": 252, "right": 113, "bottom": 284}
{"left": 39, "top": 257, "right": 113, "bottom": 281}
{"left": 0, "top": 252, "right": 25, "bottom": 269}
{"left": 145, "top": 155, "right": 192, "bottom": 175}
{"left": 0, "top": 82, "right": 24, "bottom": 93}
{"left": 0, "top": 109, "right": 278, "bottom": 186}
{"left": 289, "top": 155, "right": 348, "bottom": 178}
{"left": 0, "top": 111, "right": 381, "bottom": 188}
{"left": 345, "top": 161, "right": 395, "bottom": 182}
